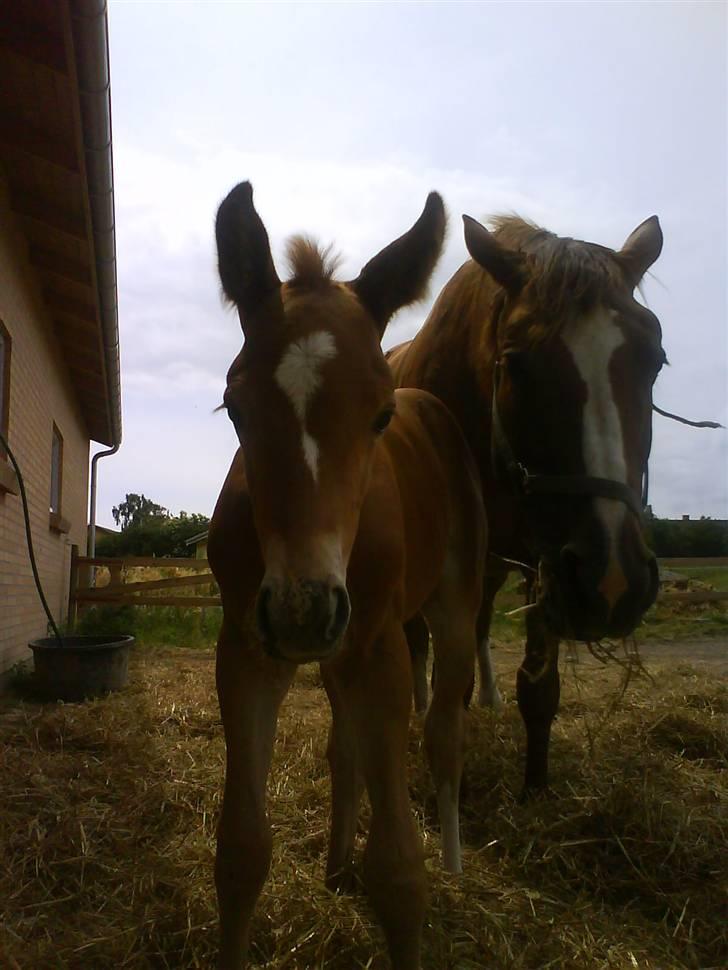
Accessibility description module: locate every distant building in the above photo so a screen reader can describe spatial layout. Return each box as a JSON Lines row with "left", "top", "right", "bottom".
{"left": 0, "top": 2, "right": 121, "bottom": 681}
{"left": 184, "top": 531, "right": 209, "bottom": 560}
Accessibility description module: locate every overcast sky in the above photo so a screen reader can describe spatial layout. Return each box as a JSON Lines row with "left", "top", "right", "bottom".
{"left": 98, "top": 0, "right": 727, "bottom": 528}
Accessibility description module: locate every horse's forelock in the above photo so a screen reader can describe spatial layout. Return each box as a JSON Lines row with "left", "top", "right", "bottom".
{"left": 285, "top": 236, "right": 342, "bottom": 290}
{"left": 491, "top": 216, "right": 625, "bottom": 333}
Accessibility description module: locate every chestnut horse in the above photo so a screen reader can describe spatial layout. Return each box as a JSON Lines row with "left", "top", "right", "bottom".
{"left": 207, "top": 183, "right": 486, "bottom": 969}
{"left": 389, "top": 212, "right": 665, "bottom": 795}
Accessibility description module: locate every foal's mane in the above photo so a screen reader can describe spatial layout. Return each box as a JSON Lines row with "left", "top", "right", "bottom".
{"left": 285, "top": 235, "right": 342, "bottom": 290}
{"left": 491, "top": 216, "right": 624, "bottom": 327}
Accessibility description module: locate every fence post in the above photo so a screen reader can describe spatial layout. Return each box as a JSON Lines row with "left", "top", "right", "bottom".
{"left": 68, "top": 544, "right": 79, "bottom": 631}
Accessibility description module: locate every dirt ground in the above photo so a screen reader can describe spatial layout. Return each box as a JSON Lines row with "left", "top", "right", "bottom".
{"left": 487, "top": 634, "right": 728, "bottom": 686}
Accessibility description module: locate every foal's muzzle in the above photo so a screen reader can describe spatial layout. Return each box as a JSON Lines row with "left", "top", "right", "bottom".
{"left": 256, "top": 578, "right": 351, "bottom": 662}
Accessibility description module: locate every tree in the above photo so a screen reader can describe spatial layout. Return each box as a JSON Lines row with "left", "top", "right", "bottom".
{"left": 112, "top": 493, "right": 169, "bottom": 531}
{"left": 100, "top": 500, "right": 210, "bottom": 558}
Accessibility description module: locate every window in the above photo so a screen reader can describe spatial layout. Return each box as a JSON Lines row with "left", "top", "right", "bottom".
{"left": 0, "top": 321, "right": 9, "bottom": 459}
{"left": 50, "top": 424, "right": 63, "bottom": 514}
{"left": 0, "top": 321, "right": 16, "bottom": 493}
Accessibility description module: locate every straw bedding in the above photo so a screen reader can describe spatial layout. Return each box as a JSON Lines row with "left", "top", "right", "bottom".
{"left": 0, "top": 642, "right": 725, "bottom": 969}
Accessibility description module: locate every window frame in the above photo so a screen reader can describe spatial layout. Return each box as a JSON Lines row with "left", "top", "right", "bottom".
{"left": 49, "top": 423, "right": 63, "bottom": 514}
{"left": 48, "top": 423, "right": 70, "bottom": 532}
{"left": 0, "top": 321, "right": 17, "bottom": 494}
{"left": 0, "top": 320, "right": 10, "bottom": 459}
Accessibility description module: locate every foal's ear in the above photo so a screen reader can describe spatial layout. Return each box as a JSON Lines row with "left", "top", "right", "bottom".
{"left": 462, "top": 215, "right": 526, "bottom": 293}
{"left": 350, "top": 192, "right": 446, "bottom": 337}
{"left": 215, "top": 181, "right": 281, "bottom": 331}
{"left": 617, "top": 215, "right": 663, "bottom": 286}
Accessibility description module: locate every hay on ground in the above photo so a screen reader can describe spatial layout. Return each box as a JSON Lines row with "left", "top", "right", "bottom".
{"left": 0, "top": 643, "right": 726, "bottom": 969}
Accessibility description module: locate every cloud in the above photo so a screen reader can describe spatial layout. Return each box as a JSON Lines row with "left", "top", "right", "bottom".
{"left": 96, "top": 3, "right": 726, "bottom": 526}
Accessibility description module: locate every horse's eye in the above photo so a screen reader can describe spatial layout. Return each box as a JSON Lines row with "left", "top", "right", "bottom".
{"left": 502, "top": 350, "right": 528, "bottom": 380}
{"left": 227, "top": 405, "right": 243, "bottom": 433}
{"left": 373, "top": 408, "right": 395, "bottom": 435}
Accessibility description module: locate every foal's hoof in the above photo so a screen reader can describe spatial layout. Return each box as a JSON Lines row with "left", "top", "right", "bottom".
{"left": 477, "top": 687, "right": 504, "bottom": 711}
{"left": 325, "top": 867, "right": 360, "bottom": 895}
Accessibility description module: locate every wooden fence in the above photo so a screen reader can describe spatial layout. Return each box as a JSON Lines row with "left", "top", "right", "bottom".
{"left": 67, "top": 546, "right": 221, "bottom": 629}
{"left": 657, "top": 556, "right": 728, "bottom": 604}
{"left": 67, "top": 548, "right": 728, "bottom": 629}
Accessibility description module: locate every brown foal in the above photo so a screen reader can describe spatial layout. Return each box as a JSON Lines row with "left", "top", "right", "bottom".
{"left": 207, "top": 182, "right": 486, "bottom": 969}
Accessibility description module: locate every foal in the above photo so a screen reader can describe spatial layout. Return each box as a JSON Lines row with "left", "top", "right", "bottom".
{"left": 208, "top": 182, "right": 485, "bottom": 969}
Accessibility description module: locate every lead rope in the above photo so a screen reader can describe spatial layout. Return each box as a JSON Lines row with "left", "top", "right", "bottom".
{"left": 0, "top": 430, "right": 64, "bottom": 646}
{"left": 652, "top": 404, "right": 723, "bottom": 429}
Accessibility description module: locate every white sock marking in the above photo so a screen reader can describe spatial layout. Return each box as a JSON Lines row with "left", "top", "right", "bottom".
{"left": 275, "top": 332, "right": 337, "bottom": 482}
{"left": 563, "top": 308, "right": 628, "bottom": 606}
{"left": 477, "top": 638, "right": 503, "bottom": 710}
{"left": 437, "top": 781, "right": 462, "bottom": 874}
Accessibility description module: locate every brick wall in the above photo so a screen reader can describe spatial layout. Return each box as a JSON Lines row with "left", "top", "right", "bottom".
{"left": 0, "top": 176, "right": 90, "bottom": 677}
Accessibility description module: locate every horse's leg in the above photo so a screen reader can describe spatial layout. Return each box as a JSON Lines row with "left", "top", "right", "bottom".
{"left": 423, "top": 601, "right": 477, "bottom": 874}
{"left": 215, "top": 625, "right": 295, "bottom": 969}
{"left": 345, "top": 622, "right": 426, "bottom": 970}
{"left": 516, "top": 606, "right": 560, "bottom": 797}
{"left": 321, "top": 662, "right": 364, "bottom": 893}
{"left": 405, "top": 613, "right": 430, "bottom": 713}
{"left": 475, "top": 562, "right": 508, "bottom": 709}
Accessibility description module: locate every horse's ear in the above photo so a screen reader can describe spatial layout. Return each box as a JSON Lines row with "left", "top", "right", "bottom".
{"left": 462, "top": 215, "right": 526, "bottom": 293}
{"left": 215, "top": 181, "right": 281, "bottom": 333}
{"left": 617, "top": 215, "right": 663, "bottom": 286}
{"left": 350, "top": 192, "right": 446, "bottom": 337}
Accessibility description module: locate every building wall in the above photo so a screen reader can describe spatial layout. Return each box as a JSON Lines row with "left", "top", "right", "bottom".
{"left": 0, "top": 177, "right": 90, "bottom": 678}
{"left": 195, "top": 539, "right": 208, "bottom": 560}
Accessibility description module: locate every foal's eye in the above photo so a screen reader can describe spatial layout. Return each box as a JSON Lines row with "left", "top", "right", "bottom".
{"left": 373, "top": 408, "right": 395, "bottom": 435}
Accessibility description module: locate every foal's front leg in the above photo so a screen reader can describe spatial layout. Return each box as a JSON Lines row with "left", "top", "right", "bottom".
{"left": 321, "top": 662, "right": 364, "bottom": 893}
{"left": 344, "top": 622, "right": 426, "bottom": 970}
{"left": 215, "top": 624, "right": 295, "bottom": 969}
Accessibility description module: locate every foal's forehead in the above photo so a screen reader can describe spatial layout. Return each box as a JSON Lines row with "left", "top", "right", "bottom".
{"left": 226, "top": 283, "right": 386, "bottom": 385}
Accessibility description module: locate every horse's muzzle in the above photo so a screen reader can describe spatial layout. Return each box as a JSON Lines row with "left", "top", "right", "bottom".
{"left": 540, "top": 547, "right": 659, "bottom": 641}
{"left": 256, "top": 578, "right": 351, "bottom": 662}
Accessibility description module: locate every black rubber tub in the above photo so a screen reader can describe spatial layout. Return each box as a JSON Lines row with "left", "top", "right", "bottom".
{"left": 28, "top": 635, "right": 135, "bottom": 702}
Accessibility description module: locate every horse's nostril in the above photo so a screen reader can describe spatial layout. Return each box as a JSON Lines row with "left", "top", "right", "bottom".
{"left": 256, "top": 586, "right": 273, "bottom": 642}
{"left": 645, "top": 554, "right": 659, "bottom": 608}
{"left": 561, "top": 547, "right": 581, "bottom": 594}
{"left": 326, "top": 585, "right": 351, "bottom": 642}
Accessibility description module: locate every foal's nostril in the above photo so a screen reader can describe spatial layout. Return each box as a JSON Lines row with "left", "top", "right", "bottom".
{"left": 326, "top": 585, "right": 351, "bottom": 643}
{"left": 256, "top": 586, "right": 273, "bottom": 642}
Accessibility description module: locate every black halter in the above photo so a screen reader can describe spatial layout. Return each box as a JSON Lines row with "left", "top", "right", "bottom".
{"left": 490, "top": 360, "right": 648, "bottom": 521}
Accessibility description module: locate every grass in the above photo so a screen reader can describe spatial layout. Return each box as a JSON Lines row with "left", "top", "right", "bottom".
{"left": 677, "top": 567, "right": 728, "bottom": 591}
{"left": 74, "top": 604, "right": 223, "bottom": 649}
{"left": 490, "top": 569, "right": 728, "bottom": 646}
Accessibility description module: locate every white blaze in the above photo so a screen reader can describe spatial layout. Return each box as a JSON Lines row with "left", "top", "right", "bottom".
{"left": 275, "top": 331, "right": 337, "bottom": 482}
{"left": 563, "top": 308, "right": 628, "bottom": 608}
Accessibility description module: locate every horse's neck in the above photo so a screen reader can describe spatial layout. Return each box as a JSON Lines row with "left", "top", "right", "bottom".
{"left": 417, "top": 260, "right": 499, "bottom": 387}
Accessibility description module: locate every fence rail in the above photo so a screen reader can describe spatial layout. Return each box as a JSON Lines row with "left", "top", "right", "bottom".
{"left": 68, "top": 546, "right": 221, "bottom": 628}
{"left": 657, "top": 557, "right": 728, "bottom": 604}
{"left": 67, "top": 549, "right": 728, "bottom": 628}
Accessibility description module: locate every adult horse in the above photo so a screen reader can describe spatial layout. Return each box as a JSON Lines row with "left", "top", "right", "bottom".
{"left": 207, "top": 182, "right": 486, "bottom": 969}
{"left": 388, "top": 211, "right": 665, "bottom": 795}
